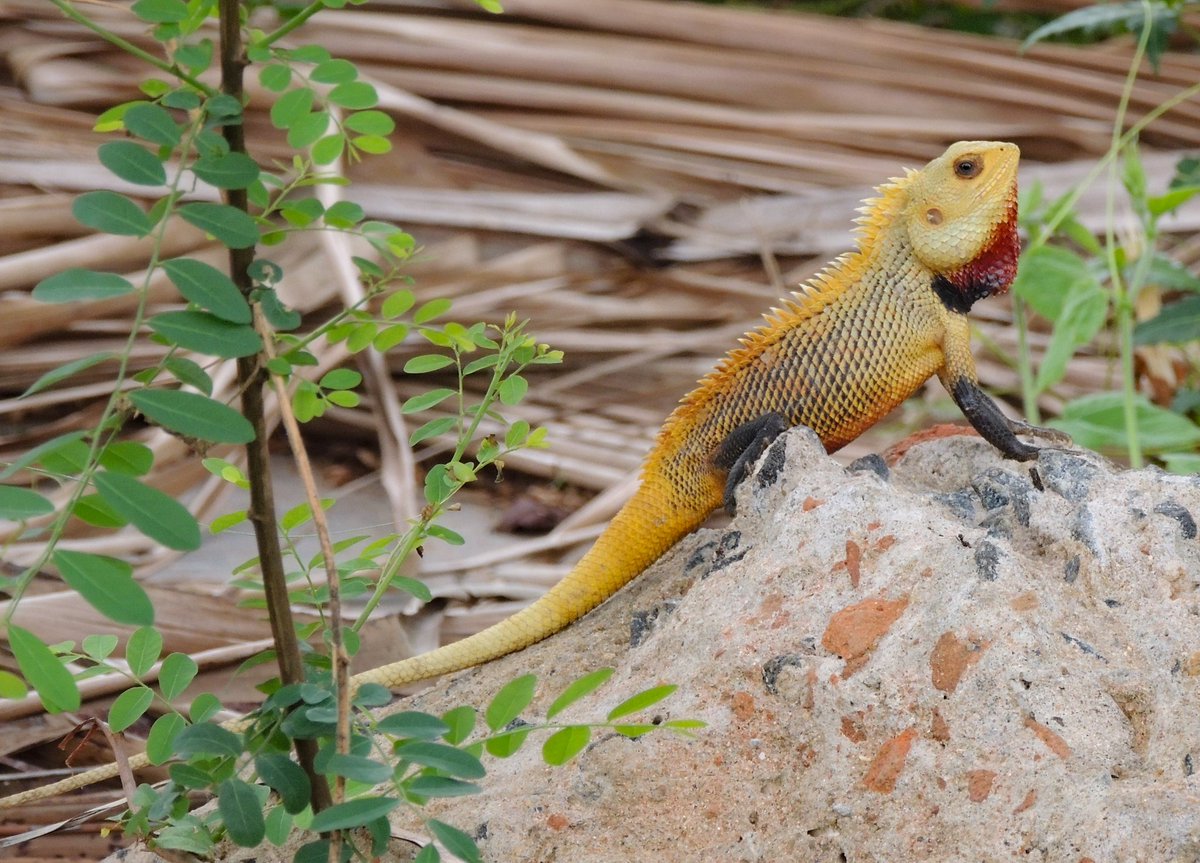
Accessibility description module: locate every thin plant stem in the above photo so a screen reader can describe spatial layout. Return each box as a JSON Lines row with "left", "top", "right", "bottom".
{"left": 217, "top": 0, "right": 331, "bottom": 813}
{"left": 49, "top": 0, "right": 217, "bottom": 96}
{"left": 1101, "top": 0, "right": 1154, "bottom": 467}
{"left": 1012, "top": 295, "right": 1040, "bottom": 423}
{"left": 260, "top": 0, "right": 326, "bottom": 47}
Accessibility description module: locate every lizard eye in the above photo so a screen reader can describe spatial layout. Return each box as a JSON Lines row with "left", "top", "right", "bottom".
{"left": 954, "top": 158, "right": 982, "bottom": 179}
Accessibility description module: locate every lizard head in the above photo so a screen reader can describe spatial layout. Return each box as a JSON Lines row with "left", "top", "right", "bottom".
{"left": 903, "top": 141, "right": 1020, "bottom": 311}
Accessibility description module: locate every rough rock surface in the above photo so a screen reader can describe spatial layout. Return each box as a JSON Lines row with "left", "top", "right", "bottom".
{"left": 388, "top": 429, "right": 1200, "bottom": 863}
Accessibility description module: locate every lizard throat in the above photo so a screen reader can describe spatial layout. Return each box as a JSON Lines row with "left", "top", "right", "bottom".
{"left": 931, "top": 206, "right": 1019, "bottom": 315}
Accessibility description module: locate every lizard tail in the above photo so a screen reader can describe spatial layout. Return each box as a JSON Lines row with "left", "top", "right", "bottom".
{"left": 0, "top": 477, "right": 715, "bottom": 810}
{"left": 0, "top": 755, "right": 143, "bottom": 809}
{"left": 352, "top": 477, "right": 716, "bottom": 689}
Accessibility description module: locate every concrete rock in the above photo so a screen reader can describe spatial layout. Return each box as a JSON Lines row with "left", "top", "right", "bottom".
{"left": 388, "top": 429, "right": 1200, "bottom": 862}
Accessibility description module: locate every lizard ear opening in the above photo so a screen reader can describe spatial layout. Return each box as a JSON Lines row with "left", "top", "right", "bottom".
{"left": 925, "top": 207, "right": 943, "bottom": 226}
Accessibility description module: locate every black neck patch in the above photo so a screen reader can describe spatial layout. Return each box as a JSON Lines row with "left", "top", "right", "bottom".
{"left": 932, "top": 274, "right": 990, "bottom": 315}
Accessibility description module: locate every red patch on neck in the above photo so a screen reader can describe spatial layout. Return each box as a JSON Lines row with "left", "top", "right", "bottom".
{"left": 947, "top": 199, "right": 1019, "bottom": 300}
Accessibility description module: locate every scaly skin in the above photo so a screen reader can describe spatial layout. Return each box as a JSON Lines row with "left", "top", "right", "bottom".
{"left": 0, "top": 141, "right": 1058, "bottom": 809}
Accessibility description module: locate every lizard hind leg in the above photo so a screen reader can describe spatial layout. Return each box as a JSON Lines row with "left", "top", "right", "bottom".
{"left": 713, "top": 412, "right": 791, "bottom": 516}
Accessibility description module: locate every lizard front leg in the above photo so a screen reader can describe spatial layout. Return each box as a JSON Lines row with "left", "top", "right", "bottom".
{"left": 938, "top": 314, "right": 1048, "bottom": 461}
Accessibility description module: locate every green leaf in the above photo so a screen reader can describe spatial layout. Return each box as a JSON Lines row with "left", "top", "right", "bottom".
{"left": 218, "top": 779, "right": 266, "bottom": 847}
{"left": 309, "top": 797, "right": 401, "bottom": 833}
{"left": 325, "top": 390, "right": 359, "bottom": 408}
{"left": 1162, "top": 452, "right": 1200, "bottom": 475}
{"left": 8, "top": 625, "right": 80, "bottom": 713}
{"left": 374, "top": 324, "right": 410, "bottom": 352}
{"left": 159, "top": 652, "right": 198, "bottom": 701}
{"left": 326, "top": 753, "right": 392, "bottom": 783}
{"left": 37, "top": 439, "right": 89, "bottom": 476}
{"left": 1148, "top": 185, "right": 1200, "bottom": 216}
{"left": 82, "top": 634, "right": 119, "bottom": 661}
{"left": 607, "top": 684, "right": 677, "bottom": 720}
{"left": 164, "top": 356, "right": 214, "bottom": 394}
{"left": 0, "top": 486, "right": 54, "bottom": 521}
{"left": 347, "top": 322, "right": 377, "bottom": 353}
{"left": 210, "top": 510, "right": 246, "bottom": 534}
{"left": 73, "top": 191, "right": 152, "bottom": 237}
{"left": 148, "top": 310, "right": 262, "bottom": 358}
{"left": 173, "top": 721, "right": 241, "bottom": 758}
{"left": 547, "top": 668, "right": 614, "bottom": 719}
{"left": 344, "top": 110, "right": 395, "bottom": 136}
{"left": 319, "top": 369, "right": 362, "bottom": 390}
{"left": 402, "top": 388, "right": 456, "bottom": 414}
{"left": 426, "top": 524, "right": 464, "bottom": 545}
{"left": 382, "top": 289, "right": 415, "bottom": 319}
{"left": 0, "top": 670, "right": 28, "bottom": 699}
{"left": 1135, "top": 296, "right": 1200, "bottom": 345}
{"left": 109, "top": 686, "right": 154, "bottom": 732}
{"left": 613, "top": 723, "right": 657, "bottom": 737}
{"left": 404, "top": 354, "right": 453, "bottom": 374}
{"left": 498, "top": 374, "right": 528, "bottom": 406}
{"left": 72, "top": 494, "right": 127, "bottom": 528}
{"left": 414, "top": 298, "right": 452, "bottom": 324}
{"left": 1033, "top": 278, "right": 1107, "bottom": 393}
{"left": 269, "top": 87, "right": 313, "bottom": 130}
{"left": 146, "top": 713, "right": 186, "bottom": 764}
{"left": 98, "top": 441, "right": 154, "bottom": 476}
{"left": 351, "top": 134, "right": 391, "bottom": 155}
{"left": 280, "top": 197, "right": 324, "bottom": 228}
{"left": 440, "top": 706, "right": 476, "bottom": 745}
{"left": 192, "top": 153, "right": 260, "bottom": 190}
{"left": 21, "top": 351, "right": 115, "bottom": 397}
{"left": 255, "top": 753, "right": 311, "bottom": 814}
{"left": 126, "top": 626, "right": 164, "bottom": 677}
{"left": 123, "top": 102, "right": 181, "bottom": 146}
{"left": 427, "top": 819, "right": 481, "bottom": 863}
{"left": 130, "top": 388, "right": 255, "bottom": 444}
{"left": 94, "top": 471, "right": 201, "bottom": 551}
{"left": 53, "top": 549, "right": 154, "bottom": 625}
{"left": 98, "top": 140, "right": 166, "bottom": 186}
{"left": 265, "top": 806, "right": 292, "bottom": 846}
{"left": 287, "top": 110, "right": 331, "bottom": 149}
{"left": 542, "top": 725, "right": 591, "bottom": 766}
{"left": 1145, "top": 253, "right": 1200, "bottom": 293}
{"left": 406, "top": 776, "right": 481, "bottom": 798}
{"left": 409, "top": 417, "right": 457, "bottom": 446}
{"left": 414, "top": 845, "right": 440, "bottom": 863}
{"left": 1022, "top": 1, "right": 1160, "bottom": 50}
{"left": 328, "top": 81, "right": 378, "bottom": 109}
{"left": 484, "top": 726, "right": 531, "bottom": 758}
{"left": 33, "top": 269, "right": 133, "bottom": 304}
{"left": 396, "top": 741, "right": 486, "bottom": 778}
{"left": 323, "top": 200, "right": 363, "bottom": 228}
{"left": 178, "top": 203, "right": 259, "bottom": 249}
{"left": 258, "top": 64, "right": 291, "bottom": 92}
{"left": 311, "top": 134, "right": 345, "bottom": 166}
{"left": 375, "top": 711, "right": 449, "bottom": 741}
{"left": 485, "top": 674, "right": 536, "bottom": 732}
{"left": 292, "top": 387, "right": 322, "bottom": 423}
{"left": 311, "top": 59, "right": 358, "bottom": 84}
{"left": 256, "top": 290, "right": 301, "bottom": 331}
{"left": 1052, "top": 393, "right": 1200, "bottom": 454}
{"left": 190, "top": 692, "right": 222, "bottom": 723}
{"left": 132, "top": 0, "right": 188, "bottom": 23}
{"left": 1014, "top": 245, "right": 1096, "bottom": 323}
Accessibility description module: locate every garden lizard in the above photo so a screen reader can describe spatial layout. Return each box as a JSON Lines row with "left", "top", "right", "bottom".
{"left": 0, "top": 140, "right": 1060, "bottom": 808}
